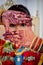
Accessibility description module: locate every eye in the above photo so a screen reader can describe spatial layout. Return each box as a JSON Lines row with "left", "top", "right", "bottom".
{"left": 20, "top": 23, "right": 26, "bottom": 26}
{"left": 9, "top": 24, "right": 16, "bottom": 27}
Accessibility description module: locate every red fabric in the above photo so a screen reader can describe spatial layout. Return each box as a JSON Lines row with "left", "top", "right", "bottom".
{"left": 0, "top": 39, "right": 5, "bottom": 56}
{"left": 22, "top": 51, "right": 36, "bottom": 57}
{"left": 0, "top": 39, "right": 15, "bottom": 57}
{"left": 2, "top": 60, "right": 14, "bottom": 65}
{"left": 22, "top": 60, "right": 35, "bottom": 65}
{"left": 34, "top": 38, "right": 42, "bottom": 51}
{"left": 9, "top": 52, "right": 15, "bottom": 57}
{"left": 35, "top": 53, "right": 40, "bottom": 65}
{"left": 2, "top": 52, "right": 15, "bottom": 57}
{"left": 0, "top": 39, "right": 5, "bottom": 46}
{"left": 22, "top": 51, "right": 40, "bottom": 65}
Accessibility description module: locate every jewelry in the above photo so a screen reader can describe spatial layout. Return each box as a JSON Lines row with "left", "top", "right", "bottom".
{"left": 14, "top": 49, "right": 25, "bottom": 56}
{"left": 37, "top": 40, "right": 43, "bottom": 52}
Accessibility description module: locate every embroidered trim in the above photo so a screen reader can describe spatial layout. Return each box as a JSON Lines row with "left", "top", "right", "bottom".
{"left": 14, "top": 49, "right": 25, "bottom": 55}
{"left": 37, "top": 40, "right": 43, "bottom": 52}
{"left": 24, "top": 56, "right": 35, "bottom": 61}
{"left": 34, "top": 38, "right": 42, "bottom": 51}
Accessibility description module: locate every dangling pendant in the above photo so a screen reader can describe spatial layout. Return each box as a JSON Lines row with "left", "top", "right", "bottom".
{"left": 17, "top": 57, "right": 20, "bottom": 61}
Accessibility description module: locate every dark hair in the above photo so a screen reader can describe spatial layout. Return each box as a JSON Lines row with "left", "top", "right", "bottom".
{"left": 8, "top": 4, "right": 31, "bottom": 16}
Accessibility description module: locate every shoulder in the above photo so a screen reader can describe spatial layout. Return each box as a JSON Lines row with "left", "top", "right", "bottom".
{"left": 39, "top": 39, "right": 43, "bottom": 53}
{"left": 30, "top": 37, "right": 43, "bottom": 53}
{"left": 33, "top": 37, "right": 43, "bottom": 53}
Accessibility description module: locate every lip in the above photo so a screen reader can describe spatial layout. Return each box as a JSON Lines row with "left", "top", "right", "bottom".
{"left": 4, "top": 34, "right": 23, "bottom": 42}
{"left": 14, "top": 34, "right": 22, "bottom": 39}
{"left": 3, "top": 33, "right": 13, "bottom": 36}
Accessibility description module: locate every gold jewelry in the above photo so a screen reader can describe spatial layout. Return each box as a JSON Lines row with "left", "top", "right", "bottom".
{"left": 37, "top": 40, "right": 43, "bottom": 52}
{"left": 14, "top": 49, "right": 25, "bottom": 55}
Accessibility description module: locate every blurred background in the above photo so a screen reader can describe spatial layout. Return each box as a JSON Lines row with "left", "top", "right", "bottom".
{"left": 0, "top": 0, "right": 43, "bottom": 38}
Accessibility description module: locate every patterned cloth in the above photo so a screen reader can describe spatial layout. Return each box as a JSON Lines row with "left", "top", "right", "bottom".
{"left": 2, "top": 10, "right": 32, "bottom": 26}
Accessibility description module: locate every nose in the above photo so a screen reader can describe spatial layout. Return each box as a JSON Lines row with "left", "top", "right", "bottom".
{"left": 14, "top": 30, "right": 19, "bottom": 35}
{"left": 13, "top": 26, "right": 19, "bottom": 34}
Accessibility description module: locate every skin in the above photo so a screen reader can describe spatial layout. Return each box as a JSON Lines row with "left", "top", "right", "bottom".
{"left": 2, "top": 15, "right": 35, "bottom": 49}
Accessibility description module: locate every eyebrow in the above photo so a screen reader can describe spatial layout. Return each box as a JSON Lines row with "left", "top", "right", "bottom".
{"left": 9, "top": 23, "right": 26, "bottom": 26}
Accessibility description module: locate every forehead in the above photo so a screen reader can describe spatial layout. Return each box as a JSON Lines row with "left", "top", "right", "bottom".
{"left": 2, "top": 10, "right": 32, "bottom": 26}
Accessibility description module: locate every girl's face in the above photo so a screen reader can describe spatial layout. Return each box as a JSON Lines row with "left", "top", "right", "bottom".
{"left": 3, "top": 19, "right": 31, "bottom": 48}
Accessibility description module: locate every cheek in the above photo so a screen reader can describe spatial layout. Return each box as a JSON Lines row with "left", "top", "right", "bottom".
{"left": 25, "top": 29, "right": 29, "bottom": 36}
{"left": 19, "top": 30, "right": 26, "bottom": 40}
{"left": 18, "top": 27, "right": 28, "bottom": 37}
{"left": 22, "top": 28, "right": 29, "bottom": 39}
{"left": 8, "top": 27, "right": 15, "bottom": 32}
